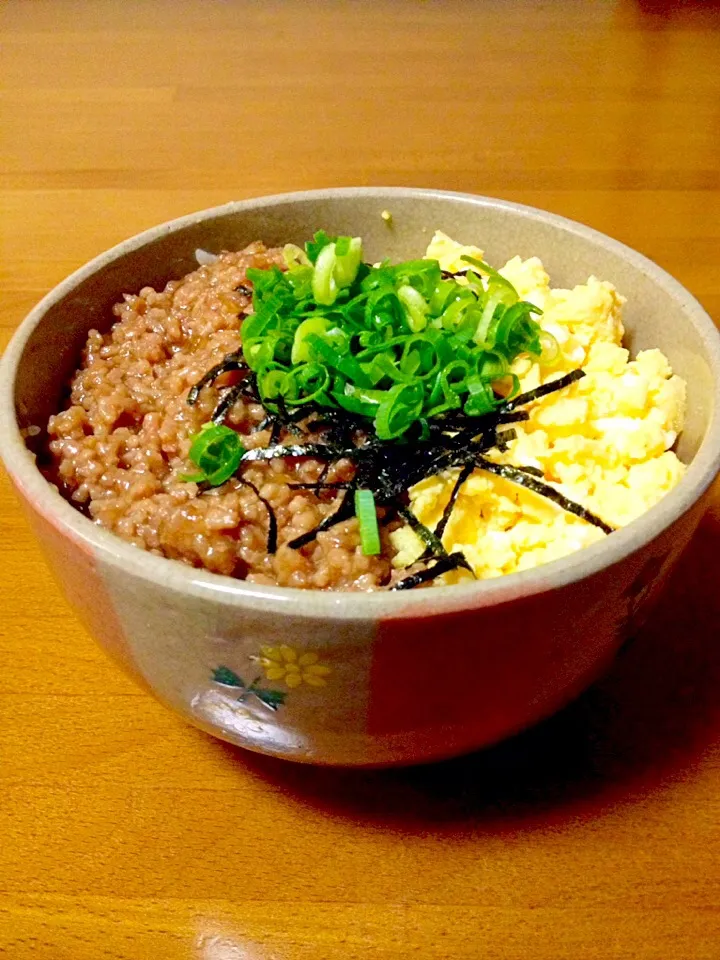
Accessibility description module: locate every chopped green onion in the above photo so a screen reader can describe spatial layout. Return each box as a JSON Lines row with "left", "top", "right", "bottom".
{"left": 305, "top": 230, "right": 335, "bottom": 264}
{"left": 184, "top": 423, "right": 245, "bottom": 487}
{"left": 354, "top": 488, "right": 381, "bottom": 555}
{"left": 310, "top": 235, "right": 364, "bottom": 306}
{"left": 334, "top": 236, "right": 363, "bottom": 288}
{"left": 285, "top": 362, "right": 331, "bottom": 405}
{"left": 242, "top": 233, "right": 548, "bottom": 438}
{"left": 291, "top": 316, "right": 339, "bottom": 364}
{"left": 539, "top": 330, "right": 560, "bottom": 364}
{"left": 312, "top": 243, "right": 339, "bottom": 306}
{"left": 464, "top": 377, "right": 498, "bottom": 415}
{"left": 375, "top": 382, "right": 424, "bottom": 440}
{"left": 283, "top": 243, "right": 311, "bottom": 269}
{"left": 397, "top": 284, "right": 429, "bottom": 332}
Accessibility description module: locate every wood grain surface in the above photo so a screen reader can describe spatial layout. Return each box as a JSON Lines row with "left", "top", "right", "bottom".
{"left": 1, "top": 1, "right": 719, "bottom": 957}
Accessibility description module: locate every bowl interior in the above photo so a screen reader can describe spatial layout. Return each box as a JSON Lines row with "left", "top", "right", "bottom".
{"left": 11, "top": 190, "right": 717, "bottom": 472}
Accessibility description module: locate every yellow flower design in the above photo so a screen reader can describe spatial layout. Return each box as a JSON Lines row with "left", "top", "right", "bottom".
{"left": 256, "top": 645, "right": 332, "bottom": 689}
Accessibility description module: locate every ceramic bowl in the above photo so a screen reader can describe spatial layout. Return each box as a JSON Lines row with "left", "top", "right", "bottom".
{"left": 2, "top": 187, "right": 719, "bottom": 766}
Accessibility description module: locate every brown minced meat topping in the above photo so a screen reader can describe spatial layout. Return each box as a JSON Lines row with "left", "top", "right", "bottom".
{"left": 46, "top": 243, "right": 413, "bottom": 591}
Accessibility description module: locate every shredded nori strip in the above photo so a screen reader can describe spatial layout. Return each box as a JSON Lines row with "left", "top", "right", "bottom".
{"left": 435, "top": 462, "right": 474, "bottom": 541}
{"left": 390, "top": 552, "right": 473, "bottom": 591}
{"left": 187, "top": 351, "right": 246, "bottom": 406}
{"left": 516, "top": 464, "right": 545, "bottom": 478}
{"left": 269, "top": 416, "right": 284, "bottom": 445}
{"left": 238, "top": 478, "right": 278, "bottom": 554}
{"left": 312, "top": 460, "right": 332, "bottom": 496}
{"left": 494, "top": 428, "right": 517, "bottom": 452}
{"left": 186, "top": 345, "right": 610, "bottom": 589}
{"left": 211, "top": 382, "right": 250, "bottom": 425}
{"left": 288, "top": 481, "right": 351, "bottom": 490}
{"left": 288, "top": 489, "right": 357, "bottom": 549}
{"left": 260, "top": 396, "right": 291, "bottom": 443}
{"left": 500, "top": 368, "right": 585, "bottom": 412}
{"left": 396, "top": 504, "right": 448, "bottom": 558}
{"left": 475, "top": 456, "right": 615, "bottom": 534}
{"left": 242, "top": 442, "right": 356, "bottom": 462}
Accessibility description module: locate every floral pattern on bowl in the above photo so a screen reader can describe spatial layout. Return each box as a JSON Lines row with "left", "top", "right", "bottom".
{"left": 210, "top": 645, "right": 332, "bottom": 713}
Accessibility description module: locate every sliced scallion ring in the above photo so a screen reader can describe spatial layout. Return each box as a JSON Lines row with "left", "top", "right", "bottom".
{"left": 185, "top": 424, "right": 245, "bottom": 487}
{"left": 354, "top": 488, "right": 381, "bottom": 555}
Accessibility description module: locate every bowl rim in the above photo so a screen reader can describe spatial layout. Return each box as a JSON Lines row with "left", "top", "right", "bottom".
{"left": 2, "top": 185, "right": 720, "bottom": 620}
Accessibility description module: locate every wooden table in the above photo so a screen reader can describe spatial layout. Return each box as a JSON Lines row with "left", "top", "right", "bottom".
{"left": 2, "top": 1, "right": 719, "bottom": 956}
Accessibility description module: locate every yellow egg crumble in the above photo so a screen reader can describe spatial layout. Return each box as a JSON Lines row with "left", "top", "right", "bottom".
{"left": 389, "top": 232, "right": 687, "bottom": 580}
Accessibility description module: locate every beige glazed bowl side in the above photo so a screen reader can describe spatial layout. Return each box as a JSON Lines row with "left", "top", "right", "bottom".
{"left": 1, "top": 187, "right": 719, "bottom": 766}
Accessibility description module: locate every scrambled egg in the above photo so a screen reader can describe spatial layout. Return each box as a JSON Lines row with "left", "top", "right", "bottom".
{"left": 389, "top": 232, "right": 687, "bottom": 580}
